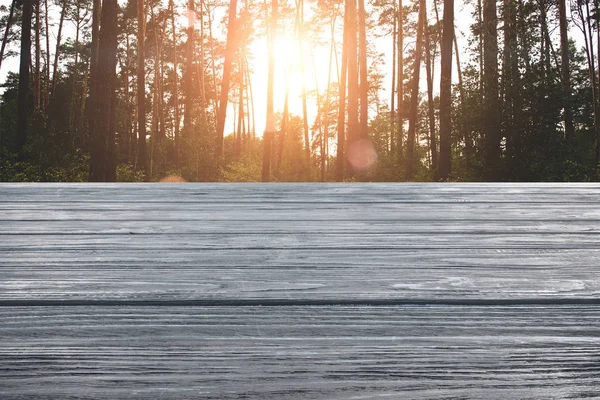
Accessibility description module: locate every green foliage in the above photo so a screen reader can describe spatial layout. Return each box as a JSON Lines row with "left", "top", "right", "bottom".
{"left": 116, "top": 164, "right": 145, "bottom": 182}
{"left": 222, "top": 141, "right": 263, "bottom": 182}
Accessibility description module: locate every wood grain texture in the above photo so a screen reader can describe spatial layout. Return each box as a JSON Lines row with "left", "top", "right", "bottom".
{"left": 1, "top": 183, "right": 600, "bottom": 398}
{"left": 2, "top": 305, "right": 600, "bottom": 399}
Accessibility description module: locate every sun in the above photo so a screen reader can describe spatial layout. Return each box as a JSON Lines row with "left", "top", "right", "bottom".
{"left": 241, "top": 31, "right": 336, "bottom": 137}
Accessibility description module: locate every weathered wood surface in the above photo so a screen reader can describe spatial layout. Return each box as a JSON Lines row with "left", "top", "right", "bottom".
{"left": 1, "top": 183, "right": 600, "bottom": 398}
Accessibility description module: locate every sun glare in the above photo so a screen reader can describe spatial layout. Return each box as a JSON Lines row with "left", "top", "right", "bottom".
{"left": 242, "top": 32, "right": 334, "bottom": 137}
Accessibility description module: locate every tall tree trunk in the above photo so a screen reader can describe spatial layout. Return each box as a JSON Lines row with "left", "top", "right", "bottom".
{"left": 321, "top": 20, "right": 336, "bottom": 181}
{"left": 390, "top": 2, "right": 396, "bottom": 153}
{"left": 50, "top": 0, "right": 67, "bottom": 101}
{"left": 216, "top": 0, "right": 238, "bottom": 160}
{"left": 206, "top": 0, "right": 219, "bottom": 126}
{"left": 298, "top": 0, "right": 311, "bottom": 171}
{"left": 43, "top": 0, "right": 49, "bottom": 109}
{"left": 245, "top": 53, "right": 255, "bottom": 139}
{"left": 137, "top": 0, "right": 148, "bottom": 178}
{"left": 68, "top": 18, "right": 80, "bottom": 133}
{"left": 454, "top": 29, "right": 470, "bottom": 168}
{"left": 89, "top": 0, "right": 118, "bottom": 181}
{"left": 358, "top": 0, "right": 368, "bottom": 140}
{"left": 558, "top": 0, "right": 574, "bottom": 140}
{"left": 346, "top": 0, "right": 359, "bottom": 175}
{"left": 88, "top": 0, "right": 101, "bottom": 151}
{"left": 236, "top": 55, "right": 244, "bottom": 158}
{"left": 199, "top": 3, "right": 207, "bottom": 125}
{"left": 262, "top": 0, "right": 277, "bottom": 182}
{"left": 397, "top": 0, "right": 404, "bottom": 161}
{"left": 0, "top": 0, "right": 16, "bottom": 73}
{"left": 276, "top": 78, "right": 289, "bottom": 175}
{"left": 405, "top": 0, "right": 425, "bottom": 180}
{"left": 483, "top": 0, "right": 500, "bottom": 180}
{"left": 34, "top": 0, "right": 41, "bottom": 110}
{"left": 17, "top": 0, "right": 34, "bottom": 160}
{"left": 124, "top": 33, "right": 132, "bottom": 163}
{"left": 169, "top": 0, "right": 180, "bottom": 167}
{"left": 424, "top": 21, "right": 438, "bottom": 175}
{"left": 183, "top": 0, "right": 195, "bottom": 144}
{"left": 439, "top": 0, "right": 453, "bottom": 181}
{"left": 336, "top": 0, "right": 350, "bottom": 181}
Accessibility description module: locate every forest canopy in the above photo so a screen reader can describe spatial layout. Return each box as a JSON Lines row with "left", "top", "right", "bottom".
{"left": 0, "top": 0, "right": 598, "bottom": 182}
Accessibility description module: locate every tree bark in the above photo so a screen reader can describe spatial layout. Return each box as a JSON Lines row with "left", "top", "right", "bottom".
{"left": 50, "top": 0, "right": 67, "bottom": 101}
{"left": 169, "top": 0, "right": 180, "bottom": 167}
{"left": 390, "top": 2, "right": 396, "bottom": 153}
{"left": 89, "top": 0, "right": 118, "bottom": 181}
{"left": 346, "top": 0, "right": 359, "bottom": 175}
{"left": 321, "top": 20, "right": 336, "bottom": 181}
{"left": 397, "top": 0, "right": 404, "bottom": 161}
{"left": 34, "top": 0, "right": 41, "bottom": 110}
{"left": 336, "top": 0, "right": 350, "bottom": 181}
{"left": 183, "top": 0, "right": 195, "bottom": 144}
{"left": 405, "top": 0, "right": 425, "bottom": 180}
{"left": 137, "top": 0, "right": 148, "bottom": 178}
{"left": 0, "top": 0, "right": 15, "bottom": 73}
{"left": 424, "top": 20, "right": 438, "bottom": 175}
{"left": 358, "top": 0, "right": 368, "bottom": 139}
{"left": 43, "top": 0, "right": 49, "bottom": 109}
{"left": 262, "top": 0, "right": 277, "bottom": 182}
{"left": 439, "top": 0, "right": 453, "bottom": 181}
{"left": 16, "top": 0, "right": 34, "bottom": 160}
{"left": 483, "top": 0, "right": 500, "bottom": 180}
{"left": 558, "top": 0, "right": 574, "bottom": 141}
{"left": 216, "top": 0, "right": 238, "bottom": 160}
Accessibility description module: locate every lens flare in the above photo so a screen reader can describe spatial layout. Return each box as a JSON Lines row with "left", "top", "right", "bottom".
{"left": 160, "top": 175, "right": 186, "bottom": 182}
{"left": 347, "top": 138, "right": 378, "bottom": 174}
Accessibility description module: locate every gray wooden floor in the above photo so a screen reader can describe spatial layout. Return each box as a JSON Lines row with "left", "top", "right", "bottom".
{"left": 1, "top": 183, "right": 600, "bottom": 399}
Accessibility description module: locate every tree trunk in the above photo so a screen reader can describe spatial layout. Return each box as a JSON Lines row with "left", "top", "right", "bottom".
{"left": 89, "top": 0, "right": 118, "bottom": 181}
{"left": 169, "top": 0, "right": 180, "bottom": 167}
{"left": 390, "top": 2, "right": 396, "bottom": 153}
{"left": 558, "top": 0, "right": 574, "bottom": 140}
{"left": 483, "top": 0, "right": 500, "bottom": 180}
{"left": 87, "top": 0, "right": 101, "bottom": 151}
{"left": 397, "top": 0, "right": 404, "bottom": 161}
{"left": 298, "top": 0, "right": 311, "bottom": 171}
{"left": 216, "top": 0, "right": 238, "bottom": 160}
{"left": 43, "top": 0, "right": 49, "bottom": 109}
{"left": 0, "top": 0, "right": 16, "bottom": 73}
{"left": 424, "top": 20, "right": 438, "bottom": 175}
{"left": 336, "top": 0, "right": 350, "bottom": 181}
{"left": 236, "top": 54, "right": 244, "bottom": 158}
{"left": 34, "top": 0, "right": 41, "bottom": 110}
{"left": 358, "top": 0, "right": 368, "bottom": 139}
{"left": 262, "top": 0, "right": 277, "bottom": 182}
{"left": 183, "top": 0, "right": 195, "bottom": 144}
{"left": 454, "top": 28, "right": 470, "bottom": 168}
{"left": 50, "top": 0, "right": 67, "bottom": 101}
{"left": 137, "top": 0, "right": 148, "bottom": 178}
{"left": 68, "top": 17, "right": 81, "bottom": 133}
{"left": 346, "top": 0, "right": 359, "bottom": 175}
{"left": 16, "top": 0, "right": 33, "bottom": 160}
{"left": 321, "top": 20, "right": 336, "bottom": 181}
{"left": 438, "top": 0, "right": 453, "bottom": 181}
{"left": 405, "top": 0, "right": 425, "bottom": 180}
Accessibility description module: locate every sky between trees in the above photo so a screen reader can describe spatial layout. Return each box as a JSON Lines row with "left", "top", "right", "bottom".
{"left": 0, "top": 0, "right": 598, "bottom": 182}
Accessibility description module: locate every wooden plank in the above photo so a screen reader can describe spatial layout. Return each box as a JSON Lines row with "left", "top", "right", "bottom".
{"left": 4, "top": 218, "right": 600, "bottom": 235}
{"left": 2, "top": 247, "right": 600, "bottom": 301}
{"left": 2, "top": 182, "right": 600, "bottom": 203}
{"left": 3, "top": 203, "right": 600, "bottom": 222}
{"left": 1, "top": 305, "right": 599, "bottom": 399}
